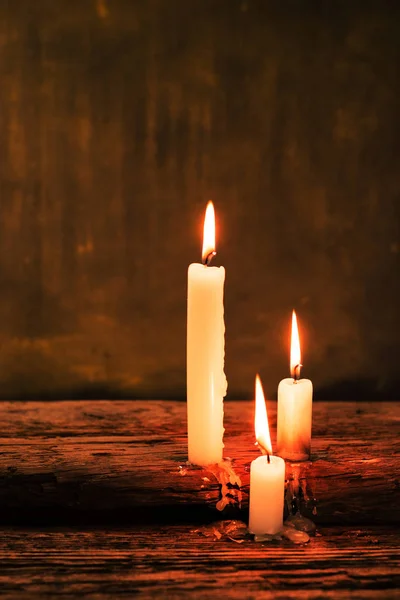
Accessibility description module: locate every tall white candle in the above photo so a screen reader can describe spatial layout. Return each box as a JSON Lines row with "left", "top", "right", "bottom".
{"left": 249, "top": 375, "right": 285, "bottom": 535}
{"left": 277, "top": 311, "right": 313, "bottom": 462}
{"left": 187, "top": 202, "right": 227, "bottom": 466}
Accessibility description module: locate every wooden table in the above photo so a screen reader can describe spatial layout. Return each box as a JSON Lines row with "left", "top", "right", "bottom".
{"left": 0, "top": 400, "right": 399, "bottom": 598}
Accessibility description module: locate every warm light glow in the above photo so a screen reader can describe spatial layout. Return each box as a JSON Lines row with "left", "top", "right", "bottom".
{"left": 202, "top": 201, "right": 216, "bottom": 263}
{"left": 255, "top": 374, "right": 272, "bottom": 455}
{"left": 290, "top": 310, "right": 301, "bottom": 379}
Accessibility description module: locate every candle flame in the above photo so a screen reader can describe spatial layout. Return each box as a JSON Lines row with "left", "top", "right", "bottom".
{"left": 255, "top": 374, "right": 272, "bottom": 456}
{"left": 290, "top": 310, "right": 302, "bottom": 379}
{"left": 202, "top": 201, "right": 216, "bottom": 264}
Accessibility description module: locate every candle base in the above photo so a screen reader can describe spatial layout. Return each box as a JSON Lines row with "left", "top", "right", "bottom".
{"left": 278, "top": 448, "right": 310, "bottom": 462}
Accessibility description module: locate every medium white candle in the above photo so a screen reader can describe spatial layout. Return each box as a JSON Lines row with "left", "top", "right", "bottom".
{"left": 187, "top": 202, "right": 227, "bottom": 466}
{"left": 249, "top": 375, "right": 285, "bottom": 535}
{"left": 277, "top": 311, "right": 313, "bottom": 462}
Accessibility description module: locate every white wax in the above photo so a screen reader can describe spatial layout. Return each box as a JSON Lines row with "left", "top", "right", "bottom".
{"left": 249, "top": 455, "right": 285, "bottom": 535}
{"left": 277, "top": 378, "right": 313, "bottom": 461}
{"left": 187, "top": 263, "right": 227, "bottom": 466}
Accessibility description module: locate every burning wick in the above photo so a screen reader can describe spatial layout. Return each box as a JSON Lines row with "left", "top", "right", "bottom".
{"left": 293, "top": 363, "right": 303, "bottom": 383}
{"left": 290, "top": 311, "right": 302, "bottom": 383}
{"left": 254, "top": 375, "right": 272, "bottom": 464}
{"left": 202, "top": 201, "right": 216, "bottom": 267}
{"left": 255, "top": 440, "right": 271, "bottom": 463}
{"left": 202, "top": 250, "right": 217, "bottom": 266}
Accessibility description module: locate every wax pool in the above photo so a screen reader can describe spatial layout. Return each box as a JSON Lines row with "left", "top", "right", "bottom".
{"left": 186, "top": 263, "right": 227, "bottom": 466}
{"left": 277, "top": 378, "right": 313, "bottom": 461}
{"left": 249, "top": 454, "right": 285, "bottom": 535}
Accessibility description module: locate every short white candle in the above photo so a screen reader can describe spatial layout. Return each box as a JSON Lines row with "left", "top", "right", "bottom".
{"left": 249, "top": 375, "right": 285, "bottom": 536}
{"left": 277, "top": 311, "right": 313, "bottom": 462}
{"left": 187, "top": 202, "right": 227, "bottom": 466}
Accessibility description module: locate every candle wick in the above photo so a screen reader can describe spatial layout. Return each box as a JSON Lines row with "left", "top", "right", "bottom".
{"left": 267, "top": 453, "right": 270, "bottom": 464}
{"left": 292, "top": 363, "right": 303, "bottom": 383}
{"left": 202, "top": 251, "right": 217, "bottom": 266}
{"left": 257, "top": 440, "right": 271, "bottom": 459}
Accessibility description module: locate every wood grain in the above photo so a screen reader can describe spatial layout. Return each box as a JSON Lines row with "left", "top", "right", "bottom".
{"left": 0, "top": 525, "right": 398, "bottom": 598}
{"left": 0, "top": 400, "right": 398, "bottom": 524}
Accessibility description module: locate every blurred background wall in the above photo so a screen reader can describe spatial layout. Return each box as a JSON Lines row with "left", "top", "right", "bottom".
{"left": 0, "top": 0, "right": 398, "bottom": 400}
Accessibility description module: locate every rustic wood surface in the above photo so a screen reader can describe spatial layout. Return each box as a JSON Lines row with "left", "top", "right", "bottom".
{"left": 0, "top": 400, "right": 399, "bottom": 597}
{"left": 0, "top": 525, "right": 399, "bottom": 598}
{"left": 0, "top": 400, "right": 399, "bottom": 524}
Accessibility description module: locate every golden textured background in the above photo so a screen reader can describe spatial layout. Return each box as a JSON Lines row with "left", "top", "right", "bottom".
{"left": 0, "top": 0, "right": 398, "bottom": 399}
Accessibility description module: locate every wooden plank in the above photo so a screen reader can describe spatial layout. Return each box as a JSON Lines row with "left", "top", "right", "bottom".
{"left": 0, "top": 525, "right": 398, "bottom": 598}
{"left": 0, "top": 401, "right": 399, "bottom": 524}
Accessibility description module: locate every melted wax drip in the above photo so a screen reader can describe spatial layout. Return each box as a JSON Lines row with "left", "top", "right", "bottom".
{"left": 207, "top": 458, "right": 242, "bottom": 511}
{"left": 195, "top": 517, "right": 315, "bottom": 546}
{"left": 178, "top": 459, "right": 242, "bottom": 510}
{"left": 285, "top": 462, "right": 317, "bottom": 519}
{"left": 194, "top": 520, "right": 248, "bottom": 543}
